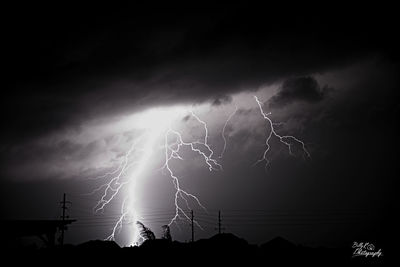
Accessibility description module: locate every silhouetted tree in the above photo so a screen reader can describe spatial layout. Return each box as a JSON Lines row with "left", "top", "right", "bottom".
{"left": 161, "top": 225, "right": 172, "bottom": 241}
{"left": 136, "top": 221, "right": 155, "bottom": 241}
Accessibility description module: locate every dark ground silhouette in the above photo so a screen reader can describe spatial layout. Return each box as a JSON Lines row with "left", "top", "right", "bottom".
{"left": 1, "top": 233, "right": 387, "bottom": 265}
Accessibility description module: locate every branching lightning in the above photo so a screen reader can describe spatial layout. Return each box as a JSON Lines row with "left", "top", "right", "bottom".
{"left": 253, "top": 95, "right": 310, "bottom": 168}
{"left": 161, "top": 111, "right": 222, "bottom": 231}
{"left": 89, "top": 131, "right": 160, "bottom": 244}
{"left": 188, "top": 110, "right": 222, "bottom": 171}
{"left": 88, "top": 97, "right": 310, "bottom": 246}
{"left": 163, "top": 125, "right": 219, "bottom": 230}
{"left": 219, "top": 105, "right": 238, "bottom": 158}
{"left": 89, "top": 109, "right": 221, "bottom": 245}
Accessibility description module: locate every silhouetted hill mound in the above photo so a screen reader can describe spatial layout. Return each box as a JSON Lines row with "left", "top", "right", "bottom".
{"left": 258, "top": 236, "right": 299, "bottom": 262}
{"left": 140, "top": 238, "right": 172, "bottom": 249}
{"left": 3, "top": 234, "right": 376, "bottom": 265}
{"left": 196, "top": 233, "right": 248, "bottom": 250}
{"left": 260, "top": 236, "right": 296, "bottom": 251}
{"left": 138, "top": 233, "right": 253, "bottom": 259}
{"left": 140, "top": 233, "right": 249, "bottom": 252}
{"left": 193, "top": 233, "right": 256, "bottom": 257}
{"left": 209, "top": 233, "right": 248, "bottom": 245}
{"left": 77, "top": 240, "right": 120, "bottom": 250}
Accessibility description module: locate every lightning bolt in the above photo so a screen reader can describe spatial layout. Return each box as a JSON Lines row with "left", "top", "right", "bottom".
{"left": 253, "top": 95, "right": 310, "bottom": 168}
{"left": 189, "top": 110, "right": 222, "bottom": 171}
{"left": 90, "top": 135, "right": 144, "bottom": 213}
{"left": 88, "top": 97, "right": 309, "bottom": 246}
{"left": 219, "top": 105, "right": 238, "bottom": 158}
{"left": 89, "top": 130, "right": 160, "bottom": 244}
{"left": 105, "top": 196, "right": 130, "bottom": 241}
{"left": 161, "top": 110, "right": 222, "bottom": 229}
{"left": 89, "top": 109, "right": 221, "bottom": 245}
{"left": 163, "top": 128, "right": 213, "bottom": 230}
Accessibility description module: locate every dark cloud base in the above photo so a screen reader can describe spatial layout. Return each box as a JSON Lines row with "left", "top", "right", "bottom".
{"left": 268, "top": 76, "right": 331, "bottom": 108}
{"left": 2, "top": 5, "right": 398, "bottom": 145}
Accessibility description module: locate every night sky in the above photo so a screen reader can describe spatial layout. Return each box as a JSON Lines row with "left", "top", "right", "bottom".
{"left": 1, "top": 4, "right": 398, "bottom": 248}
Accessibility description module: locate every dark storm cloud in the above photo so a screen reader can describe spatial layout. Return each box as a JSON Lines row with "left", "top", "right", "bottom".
{"left": 212, "top": 95, "right": 233, "bottom": 106}
{"left": 268, "top": 76, "right": 331, "bottom": 108}
{"left": 1, "top": 4, "right": 398, "bottom": 185}
{"left": 2, "top": 5, "right": 398, "bottom": 147}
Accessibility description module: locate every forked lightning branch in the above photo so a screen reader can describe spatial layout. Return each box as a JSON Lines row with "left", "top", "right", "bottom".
{"left": 88, "top": 96, "right": 310, "bottom": 245}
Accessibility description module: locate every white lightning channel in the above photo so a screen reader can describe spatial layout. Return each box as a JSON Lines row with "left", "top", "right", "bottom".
{"left": 89, "top": 108, "right": 221, "bottom": 245}
{"left": 92, "top": 135, "right": 144, "bottom": 213}
{"left": 253, "top": 95, "right": 310, "bottom": 168}
{"left": 219, "top": 105, "right": 238, "bottom": 158}
{"left": 190, "top": 111, "right": 222, "bottom": 171}
{"left": 96, "top": 130, "right": 160, "bottom": 243}
{"left": 88, "top": 98, "right": 309, "bottom": 246}
{"left": 162, "top": 110, "right": 222, "bottom": 229}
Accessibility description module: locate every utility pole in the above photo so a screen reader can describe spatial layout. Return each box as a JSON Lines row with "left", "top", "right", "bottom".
{"left": 60, "top": 193, "right": 71, "bottom": 245}
{"left": 215, "top": 210, "right": 225, "bottom": 234}
{"left": 218, "top": 210, "right": 221, "bottom": 234}
{"left": 191, "top": 210, "right": 194, "bottom": 243}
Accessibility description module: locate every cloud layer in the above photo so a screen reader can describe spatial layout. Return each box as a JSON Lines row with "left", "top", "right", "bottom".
{"left": 2, "top": 6, "right": 397, "bottom": 146}
{"left": 268, "top": 76, "right": 331, "bottom": 108}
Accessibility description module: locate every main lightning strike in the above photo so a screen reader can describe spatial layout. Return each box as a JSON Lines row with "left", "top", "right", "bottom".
{"left": 91, "top": 135, "right": 144, "bottom": 213}
{"left": 88, "top": 97, "right": 309, "bottom": 246}
{"left": 89, "top": 108, "right": 220, "bottom": 245}
{"left": 253, "top": 95, "right": 310, "bottom": 168}
{"left": 91, "top": 130, "right": 160, "bottom": 243}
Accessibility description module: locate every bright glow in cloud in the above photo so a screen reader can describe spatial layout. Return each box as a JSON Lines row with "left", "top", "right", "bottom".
{"left": 89, "top": 105, "right": 192, "bottom": 245}
{"left": 7, "top": 85, "right": 311, "bottom": 246}
{"left": 121, "top": 106, "right": 189, "bottom": 131}
{"left": 87, "top": 90, "right": 310, "bottom": 246}
{"left": 87, "top": 103, "right": 230, "bottom": 246}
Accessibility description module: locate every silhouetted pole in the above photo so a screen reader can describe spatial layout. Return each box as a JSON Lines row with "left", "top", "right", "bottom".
{"left": 218, "top": 210, "right": 221, "bottom": 234}
{"left": 60, "top": 193, "right": 70, "bottom": 245}
{"left": 215, "top": 210, "right": 225, "bottom": 234}
{"left": 191, "top": 210, "right": 194, "bottom": 242}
